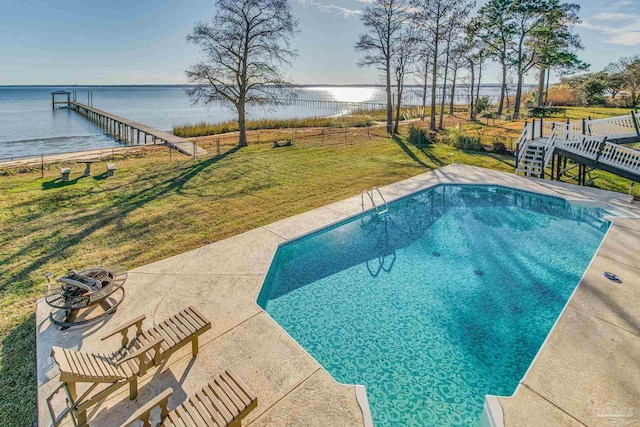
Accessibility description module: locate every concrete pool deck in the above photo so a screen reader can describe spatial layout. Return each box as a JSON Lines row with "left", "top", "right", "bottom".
{"left": 36, "top": 164, "right": 640, "bottom": 426}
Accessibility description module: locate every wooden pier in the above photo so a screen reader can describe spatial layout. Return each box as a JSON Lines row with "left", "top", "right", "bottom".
{"left": 68, "top": 101, "right": 206, "bottom": 158}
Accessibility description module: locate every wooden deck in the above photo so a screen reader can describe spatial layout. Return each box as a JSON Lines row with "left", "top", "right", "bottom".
{"left": 70, "top": 102, "right": 206, "bottom": 157}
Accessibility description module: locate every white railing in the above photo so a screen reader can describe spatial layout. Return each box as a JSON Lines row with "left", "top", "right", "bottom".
{"left": 543, "top": 129, "right": 557, "bottom": 166}
{"left": 555, "top": 133, "right": 602, "bottom": 161}
{"left": 515, "top": 123, "right": 531, "bottom": 166}
{"left": 586, "top": 114, "right": 639, "bottom": 139}
{"left": 516, "top": 114, "right": 640, "bottom": 178}
{"left": 598, "top": 142, "right": 640, "bottom": 175}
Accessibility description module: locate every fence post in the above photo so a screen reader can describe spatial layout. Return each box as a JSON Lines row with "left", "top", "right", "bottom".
{"left": 41, "top": 154, "right": 44, "bottom": 179}
{"left": 217, "top": 139, "right": 220, "bottom": 157}
{"left": 367, "top": 124, "right": 371, "bottom": 140}
{"left": 193, "top": 141, "right": 197, "bottom": 160}
{"left": 169, "top": 146, "right": 172, "bottom": 162}
{"left": 631, "top": 110, "right": 640, "bottom": 139}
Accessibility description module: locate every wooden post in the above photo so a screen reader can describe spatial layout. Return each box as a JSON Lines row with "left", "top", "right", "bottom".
{"left": 631, "top": 110, "right": 640, "bottom": 139}
{"left": 41, "top": 154, "right": 44, "bottom": 179}
{"left": 217, "top": 139, "right": 220, "bottom": 156}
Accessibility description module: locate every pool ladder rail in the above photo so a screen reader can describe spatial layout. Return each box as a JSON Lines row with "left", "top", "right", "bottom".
{"left": 361, "top": 187, "right": 389, "bottom": 216}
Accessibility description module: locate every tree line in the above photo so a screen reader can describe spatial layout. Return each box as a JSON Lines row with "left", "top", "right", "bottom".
{"left": 550, "top": 56, "right": 640, "bottom": 108}
{"left": 355, "top": 0, "right": 586, "bottom": 134}
{"left": 184, "top": 0, "right": 590, "bottom": 147}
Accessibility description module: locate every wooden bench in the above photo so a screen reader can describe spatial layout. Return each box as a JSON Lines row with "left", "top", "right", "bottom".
{"left": 60, "top": 168, "right": 71, "bottom": 182}
{"left": 123, "top": 369, "right": 257, "bottom": 427}
{"left": 273, "top": 139, "right": 292, "bottom": 148}
{"left": 106, "top": 163, "right": 116, "bottom": 177}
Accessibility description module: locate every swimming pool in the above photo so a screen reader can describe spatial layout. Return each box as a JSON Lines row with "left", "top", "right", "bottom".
{"left": 257, "top": 185, "right": 610, "bottom": 426}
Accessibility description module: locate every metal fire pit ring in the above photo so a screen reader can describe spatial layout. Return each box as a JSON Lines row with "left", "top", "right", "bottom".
{"left": 45, "top": 265, "right": 127, "bottom": 329}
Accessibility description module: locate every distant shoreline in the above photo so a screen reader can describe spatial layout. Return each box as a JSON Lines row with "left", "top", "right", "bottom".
{"left": 0, "top": 83, "right": 536, "bottom": 89}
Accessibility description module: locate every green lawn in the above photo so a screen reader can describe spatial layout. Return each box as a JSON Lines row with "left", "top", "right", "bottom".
{"left": 0, "top": 129, "right": 636, "bottom": 426}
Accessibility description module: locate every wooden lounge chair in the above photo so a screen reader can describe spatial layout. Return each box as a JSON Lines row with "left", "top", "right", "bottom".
{"left": 47, "top": 306, "right": 211, "bottom": 427}
{"left": 123, "top": 369, "right": 257, "bottom": 427}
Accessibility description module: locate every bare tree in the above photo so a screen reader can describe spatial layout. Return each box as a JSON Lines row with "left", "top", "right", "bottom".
{"left": 464, "top": 21, "right": 488, "bottom": 121}
{"left": 448, "top": 42, "right": 467, "bottom": 116}
{"left": 415, "top": 42, "right": 433, "bottom": 121}
{"left": 412, "top": 0, "right": 456, "bottom": 131}
{"left": 607, "top": 55, "right": 640, "bottom": 108}
{"left": 412, "top": 0, "right": 473, "bottom": 131}
{"left": 356, "top": 0, "right": 409, "bottom": 134}
{"left": 185, "top": 0, "right": 298, "bottom": 147}
{"left": 393, "top": 30, "right": 416, "bottom": 133}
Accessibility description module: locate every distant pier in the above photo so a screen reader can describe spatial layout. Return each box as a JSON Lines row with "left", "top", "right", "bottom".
{"left": 51, "top": 91, "right": 205, "bottom": 158}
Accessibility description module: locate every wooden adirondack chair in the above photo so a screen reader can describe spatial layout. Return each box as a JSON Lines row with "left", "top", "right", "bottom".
{"left": 47, "top": 306, "right": 211, "bottom": 426}
{"left": 123, "top": 369, "right": 257, "bottom": 427}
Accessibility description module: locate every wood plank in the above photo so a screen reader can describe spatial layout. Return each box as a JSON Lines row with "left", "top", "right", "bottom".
{"left": 226, "top": 369, "right": 257, "bottom": 401}
{"left": 155, "top": 324, "right": 178, "bottom": 347}
{"left": 184, "top": 400, "right": 211, "bottom": 427}
{"left": 188, "top": 397, "right": 216, "bottom": 427}
{"left": 174, "top": 405, "right": 196, "bottom": 427}
{"left": 214, "top": 376, "right": 243, "bottom": 415}
{"left": 53, "top": 348, "right": 72, "bottom": 374}
{"left": 176, "top": 312, "right": 198, "bottom": 334}
{"left": 221, "top": 371, "right": 250, "bottom": 407}
{"left": 166, "top": 412, "right": 186, "bottom": 427}
{"left": 167, "top": 315, "right": 190, "bottom": 337}
{"left": 163, "top": 319, "right": 188, "bottom": 342}
{"left": 187, "top": 306, "right": 210, "bottom": 328}
{"left": 203, "top": 383, "right": 234, "bottom": 423}
{"left": 195, "top": 389, "right": 226, "bottom": 427}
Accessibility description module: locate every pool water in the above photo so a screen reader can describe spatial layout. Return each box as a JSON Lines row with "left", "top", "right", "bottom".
{"left": 257, "top": 185, "right": 610, "bottom": 426}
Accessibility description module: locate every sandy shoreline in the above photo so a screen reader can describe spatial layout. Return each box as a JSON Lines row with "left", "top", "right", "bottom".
{"left": 0, "top": 145, "right": 159, "bottom": 169}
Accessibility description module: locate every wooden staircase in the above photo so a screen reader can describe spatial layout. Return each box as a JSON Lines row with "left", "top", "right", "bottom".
{"left": 515, "top": 114, "right": 640, "bottom": 183}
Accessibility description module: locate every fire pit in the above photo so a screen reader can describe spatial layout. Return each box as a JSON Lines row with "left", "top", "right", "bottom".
{"left": 45, "top": 266, "right": 127, "bottom": 329}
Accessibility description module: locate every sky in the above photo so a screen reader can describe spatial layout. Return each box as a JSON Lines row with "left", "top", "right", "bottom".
{"left": 0, "top": 0, "right": 638, "bottom": 86}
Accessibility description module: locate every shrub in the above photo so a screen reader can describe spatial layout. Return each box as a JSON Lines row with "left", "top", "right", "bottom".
{"left": 408, "top": 126, "right": 431, "bottom": 146}
{"left": 492, "top": 141, "right": 508, "bottom": 154}
{"left": 454, "top": 135, "right": 484, "bottom": 152}
{"left": 528, "top": 106, "right": 567, "bottom": 118}
{"left": 475, "top": 96, "right": 491, "bottom": 115}
{"left": 546, "top": 84, "right": 582, "bottom": 106}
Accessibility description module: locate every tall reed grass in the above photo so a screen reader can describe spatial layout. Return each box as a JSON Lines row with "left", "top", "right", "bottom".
{"left": 172, "top": 108, "right": 424, "bottom": 138}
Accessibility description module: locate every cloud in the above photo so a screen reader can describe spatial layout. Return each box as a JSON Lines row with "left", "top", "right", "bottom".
{"left": 298, "top": 0, "right": 362, "bottom": 17}
{"left": 580, "top": 3, "right": 640, "bottom": 46}
{"left": 610, "top": 0, "right": 632, "bottom": 8}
